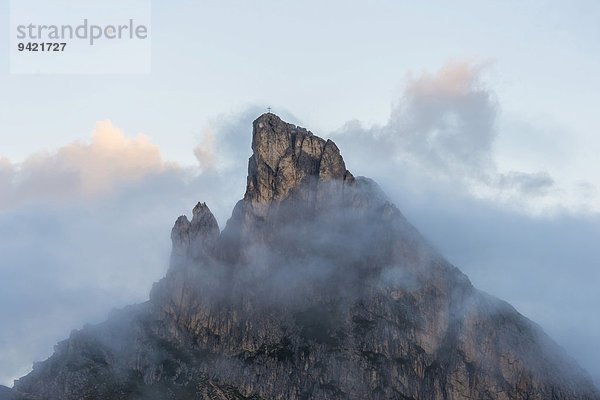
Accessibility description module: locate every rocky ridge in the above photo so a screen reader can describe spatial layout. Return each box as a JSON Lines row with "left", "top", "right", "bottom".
{"left": 6, "top": 113, "right": 600, "bottom": 400}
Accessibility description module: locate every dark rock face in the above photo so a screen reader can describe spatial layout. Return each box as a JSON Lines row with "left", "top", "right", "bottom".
{"left": 11, "top": 114, "right": 600, "bottom": 400}
{"left": 0, "top": 385, "right": 31, "bottom": 400}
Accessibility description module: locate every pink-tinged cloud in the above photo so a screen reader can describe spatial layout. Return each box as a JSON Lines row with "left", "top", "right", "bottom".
{"left": 0, "top": 120, "right": 180, "bottom": 208}
{"left": 405, "top": 60, "right": 489, "bottom": 99}
{"left": 333, "top": 60, "right": 562, "bottom": 214}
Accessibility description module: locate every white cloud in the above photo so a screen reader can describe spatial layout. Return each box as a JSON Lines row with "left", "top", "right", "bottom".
{"left": 194, "top": 125, "right": 217, "bottom": 171}
{"left": 332, "top": 60, "right": 599, "bottom": 215}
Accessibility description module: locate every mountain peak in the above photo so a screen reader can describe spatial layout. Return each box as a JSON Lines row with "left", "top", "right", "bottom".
{"left": 245, "top": 114, "right": 354, "bottom": 210}
{"left": 11, "top": 113, "right": 600, "bottom": 400}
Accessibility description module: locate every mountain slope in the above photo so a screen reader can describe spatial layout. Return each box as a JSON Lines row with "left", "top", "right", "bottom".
{"left": 10, "top": 113, "right": 600, "bottom": 400}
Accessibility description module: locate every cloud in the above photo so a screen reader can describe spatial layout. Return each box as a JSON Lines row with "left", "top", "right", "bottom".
{"left": 194, "top": 126, "right": 217, "bottom": 171}
{"left": 0, "top": 115, "right": 255, "bottom": 387}
{"left": 337, "top": 61, "right": 497, "bottom": 178}
{"left": 496, "top": 171, "right": 554, "bottom": 195}
{"left": 0, "top": 120, "right": 178, "bottom": 209}
{"left": 397, "top": 60, "right": 497, "bottom": 176}
{"left": 333, "top": 60, "right": 565, "bottom": 214}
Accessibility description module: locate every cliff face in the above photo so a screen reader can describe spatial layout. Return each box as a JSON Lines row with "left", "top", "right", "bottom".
{"left": 9, "top": 114, "right": 600, "bottom": 400}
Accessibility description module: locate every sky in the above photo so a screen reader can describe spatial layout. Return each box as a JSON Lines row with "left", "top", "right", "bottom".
{"left": 0, "top": 0, "right": 599, "bottom": 389}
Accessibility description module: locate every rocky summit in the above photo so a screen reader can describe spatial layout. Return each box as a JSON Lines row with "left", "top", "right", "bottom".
{"left": 6, "top": 113, "right": 599, "bottom": 399}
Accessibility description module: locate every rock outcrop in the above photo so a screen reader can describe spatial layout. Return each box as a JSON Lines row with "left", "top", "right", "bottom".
{"left": 171, "top": 202, "right": 220, "bottom": 264}
{"left": 245, "top": 115, "right": 353, "bottom": 207}
{"left": 9, "top": 113, "right": 600, "bottom": 400}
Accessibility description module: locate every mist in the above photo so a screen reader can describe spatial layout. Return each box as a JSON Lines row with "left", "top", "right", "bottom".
{"left": 330, "top": 60, "right": 600, "bottom": 385}
{"left": 0, "top": 113, "right": 254, "bottom": 386}
{"left": 1, "top": 70, "right": 599, "bottom": 390}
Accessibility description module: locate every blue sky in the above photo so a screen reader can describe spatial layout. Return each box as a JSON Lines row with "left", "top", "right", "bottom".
{"left": 0, "top": 0, "right": 599, "bottom": 388}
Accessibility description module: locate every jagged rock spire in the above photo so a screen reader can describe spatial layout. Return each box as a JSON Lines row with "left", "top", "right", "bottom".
{"left": 170, "top": 202, "right": 219, "bottom": 264}
{"left": 190, "top": 202, "right": 219, "bottom": 241}
{"left": 245, "top": 113, "right": 354, "bottom": 209}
